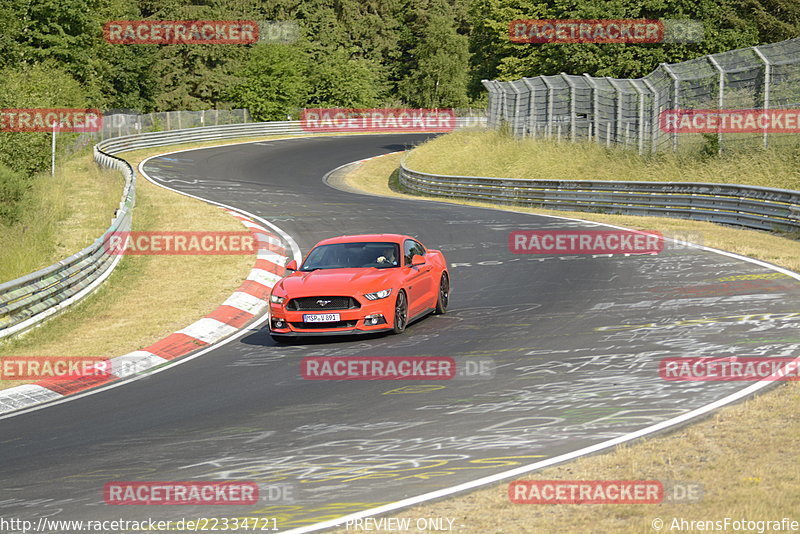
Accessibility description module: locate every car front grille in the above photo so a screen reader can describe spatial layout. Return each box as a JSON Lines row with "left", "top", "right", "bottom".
{"left": 287, "top": 296, "right": 360, "bottom": 311}
{"left": 289, "top": 320, "right": 359, "bottom": 329}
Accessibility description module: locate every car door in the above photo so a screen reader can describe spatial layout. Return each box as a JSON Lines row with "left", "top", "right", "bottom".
{"left": 402, "top": 239, "right": 434, "bottom": 315}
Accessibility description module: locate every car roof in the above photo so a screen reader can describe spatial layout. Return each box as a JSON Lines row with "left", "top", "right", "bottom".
{"left": 313, "top": 234, "right": 413, "bottom": 247}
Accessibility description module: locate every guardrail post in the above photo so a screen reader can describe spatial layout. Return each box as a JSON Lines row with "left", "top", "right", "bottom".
{"left": 753, "top": 46, "right": 772, "bottom": 149}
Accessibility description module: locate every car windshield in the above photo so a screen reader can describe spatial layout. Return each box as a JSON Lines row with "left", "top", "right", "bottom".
{"left": 300, "top": 242, "right": 401, "bottom": 271}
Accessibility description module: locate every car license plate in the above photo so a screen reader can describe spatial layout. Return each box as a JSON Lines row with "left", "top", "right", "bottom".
{"left": 303, "top": 313, "right": 340, "bottom": 323}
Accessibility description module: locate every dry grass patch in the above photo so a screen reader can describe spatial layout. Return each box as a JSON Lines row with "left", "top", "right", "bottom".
{"left": 0, "top": 153, "right": 122, "bottom": 283}
{"left": 406, "top": 129, "right": 800, "bottom": 190}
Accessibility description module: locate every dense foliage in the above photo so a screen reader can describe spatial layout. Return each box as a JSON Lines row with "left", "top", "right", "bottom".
{"left": 0, "top": 0, "right": 797, "bottom": 185}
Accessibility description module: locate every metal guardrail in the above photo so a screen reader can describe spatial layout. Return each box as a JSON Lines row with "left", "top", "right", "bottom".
{"left": 97, "top": 118, "right": 485, "bottom": 154}
{"left": 0, "top": 117, "right": 486, "bottom": 339}
{"left": 0, "top": 150, "right": 134, "bottom": 338}
{"left": 399, "top": 158, "right": 800, "bottom": 233}
{"left": 97, "top": 121, "right": 305, "bottom": 154}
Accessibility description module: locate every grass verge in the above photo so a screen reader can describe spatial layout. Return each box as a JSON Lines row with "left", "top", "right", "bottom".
{"left": 334, "top": 145, "right": 800, "bottom": 533}
{"left": 405, "top": 129, "right": 800, "bottom": 190}
{"left": 0, "top": 153, "right": 123, "bottom": 283}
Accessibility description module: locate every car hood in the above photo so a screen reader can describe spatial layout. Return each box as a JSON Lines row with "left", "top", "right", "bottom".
{"left": 277, "top": 268, "right": 397, "bottom": 296}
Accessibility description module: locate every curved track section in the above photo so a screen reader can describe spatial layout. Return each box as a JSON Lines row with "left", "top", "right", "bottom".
{"left": 1, "top": 134, "right": 799, "bottom": 532}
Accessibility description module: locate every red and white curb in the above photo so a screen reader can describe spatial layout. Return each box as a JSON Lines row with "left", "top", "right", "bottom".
{"left": 0, "top": 209, "right": 290, "bottom": 415}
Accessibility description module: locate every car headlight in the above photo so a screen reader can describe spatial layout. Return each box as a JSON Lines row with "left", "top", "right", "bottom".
{"left": 364, "top": 288, "right": 392, "bottom": 300}
{"left": 270, "top": 294, "right": 285, "bottom": 304}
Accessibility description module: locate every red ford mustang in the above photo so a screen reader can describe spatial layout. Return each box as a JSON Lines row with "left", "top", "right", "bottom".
{"left": 268, "top": 234, "right": 449, "bottom": 340}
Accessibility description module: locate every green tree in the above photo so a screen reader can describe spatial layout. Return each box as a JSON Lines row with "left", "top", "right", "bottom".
{"left": 466, "top": 0, "right": 789, "bottom": 89}
{"left": 91, "top": 0, "right": 159, "bottom": 112}
{"left": 0, "top": 63, "right": 90, "bottom": 175}
{"left": 398, "top": 0, "right": 469, "bottom": 108}
{"left": 14, "top": 0, "right": 105, "bottom": 100}
{"left": 0, "top": 1, "right": 24, "bottom": 70}
{"left": 145, "top": 2, "right": 252, "bottom": 110}
{"left": 306, "top": 47, "right": 384, "bottom": 107}
{"left": 226, "top": 44, "right": 309, "bottom": 120}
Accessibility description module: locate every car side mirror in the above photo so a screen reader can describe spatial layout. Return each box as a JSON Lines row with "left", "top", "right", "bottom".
{"left": 286, "top": 260, "right": 298, "bottom": 272}
{"left": 411, "top": 254, "right": 426, "bottom": 266}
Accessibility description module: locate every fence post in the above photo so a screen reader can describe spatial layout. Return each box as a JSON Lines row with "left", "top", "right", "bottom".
{"left": 661, "top": 64, "right": 679, "bottom": 153}
{"left": 510, "top": 82, "right": 524, "bottom": 137}
{"left": 633, "top": 82, "right": 646, "bottom": 155}
{"left": 481, "top": 80, "right": 499, "bottom": 129}
{"left": 642, "top": 78, "right": 660, "bottom": 155}
{"left": 753, "top": 46, "right": 772, "bottom": 149}
{"left": 607, "top": 78, "right": 624, "bottom": 146}
{"left": 541, "top": 77, "right": 554, "bottom": 138}
{"left": 583, "top": 74, "right": 600, "bottom": 144}
{"left": 522, "top": 78, "right": 537, "bottom": 138}
{"left": 498, "top": 82, "right": 509, "bottom": 128}
{"left": 561, "top": 73, "right": 577, "bottom": 142}
{"left": 707, "top": 55, "right": 725, "bottom": 154}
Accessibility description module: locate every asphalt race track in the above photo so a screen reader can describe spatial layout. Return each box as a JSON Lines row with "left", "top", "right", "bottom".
{"left": 2, "top": 133, "right": 799, "bottom": 532}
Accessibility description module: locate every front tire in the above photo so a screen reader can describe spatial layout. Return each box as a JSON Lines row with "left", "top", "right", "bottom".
{"left": 392, "top": 290, "right": 408, "bottom": 334}
{"left": 434, "top": 273, "right": 449, "bottom": 314}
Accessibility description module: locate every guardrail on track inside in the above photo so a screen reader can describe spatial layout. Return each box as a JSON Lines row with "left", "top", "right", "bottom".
{"left": 399, "top": 157, "right": 800, "bottom": 233}
{"left": 0, "top": 117, "right": 486, "bottom": 339}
